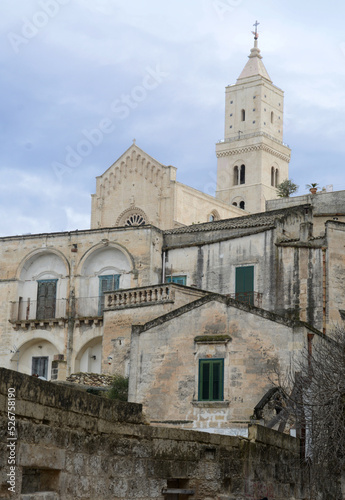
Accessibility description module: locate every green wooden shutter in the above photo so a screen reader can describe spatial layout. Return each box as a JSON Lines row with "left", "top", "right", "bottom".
{"left": 36, "top": 280, "right": 57, "bottom": 319}
{"left": 98, "top": 275, "right": 120, "bottom": 315}
{"left": 166, "top": 276, "right": 187, "bottom": 286}
{"left": 235, "top": 266, "right": 254, "bottom": 305}
{"left": 199, "top": 359, "right": 224, "bottom": 401}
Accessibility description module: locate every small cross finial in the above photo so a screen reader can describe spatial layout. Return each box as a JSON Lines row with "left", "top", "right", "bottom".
{"left": 133, "top": 138, "right": 136, "bottom": 144}
{"left": 252, "top": 20, "right": 260, "bottom": 40}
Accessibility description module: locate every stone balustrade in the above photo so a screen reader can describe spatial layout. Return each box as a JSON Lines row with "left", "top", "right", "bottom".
{"left": 105, "top": 284, "right": 174, "bottom": 309}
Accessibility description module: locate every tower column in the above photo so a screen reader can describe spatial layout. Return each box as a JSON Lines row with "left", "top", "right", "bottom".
{"left": 215, "top": 23, "right": 291, "bottom": 213}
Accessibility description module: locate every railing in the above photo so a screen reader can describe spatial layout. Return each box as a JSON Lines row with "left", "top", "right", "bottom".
{"left": 75, "top": 297, "right": 102, "bottom": 318}
{"left": 217, "top": 131, "right": 289, "bottom": 148}
{"left": 10, "top": 297, "right": 102, "bottom": 322}
{"left": 105, "top": 284, "right": 173, "bottom": 310}
{"left": 10, "top": 299, "right": 68, "bottom": 322}
{"left": 10, "top": 288, "right": 262, "bottom": 323}
{"left": 227, "top": 292, "right": 263, "bottom": 308}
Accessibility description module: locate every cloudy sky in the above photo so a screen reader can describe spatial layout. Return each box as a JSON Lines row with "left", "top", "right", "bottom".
{"left": 1, "top": 1, "right": 345, "bottom": 236}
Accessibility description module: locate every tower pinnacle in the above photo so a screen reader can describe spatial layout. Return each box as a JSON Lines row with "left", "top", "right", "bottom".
{"left": 236, "top": 21, "right": 271, "bottom": 82}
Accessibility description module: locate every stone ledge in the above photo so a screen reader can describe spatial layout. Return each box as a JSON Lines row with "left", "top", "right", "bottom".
{"left": 21, "top": 493, "right": 59, "bottom": 500}
{"left": 191, "top": 401, "right": 230, "bottom": 408}
{"left": 194, "top": 335, "right": 231, "bottom": 343}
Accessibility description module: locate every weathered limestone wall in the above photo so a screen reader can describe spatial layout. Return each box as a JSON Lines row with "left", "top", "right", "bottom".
{"left": 102, "top": 285, "right": 207, "bottom": 376}
{"left": 266, "top": 191, "right": 345, "bottom": 236}
{"left": 0, "top": 368, "right": 311, "bottom": 500}
{"left": 163, "top": 206, "right": 330, "bottom": 331}
{"left": 174, "top": 182, "right": 243, "bottom": 225}
{"left": 275, "top": 244, "right": 324, "bottom": 329}
{"left": 128, "top": 296, "right": 310, "bottom": 433}
{"left": 326, "top": 221, "right": 345, "bottom": 327}
{"left": 0, "top": 226, "right": 163, "bottom": 377}
{"left": 164, "top": 230, "right": 276, "bottom": 295}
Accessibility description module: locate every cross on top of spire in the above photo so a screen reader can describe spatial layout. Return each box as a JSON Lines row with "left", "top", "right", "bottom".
{"left": 252, "top": 20, "right": 260, "bottom": 40}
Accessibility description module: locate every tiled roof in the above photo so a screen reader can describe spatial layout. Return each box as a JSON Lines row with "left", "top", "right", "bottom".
{"left": 164, "top": 207, "right": 303, "bottom": 235}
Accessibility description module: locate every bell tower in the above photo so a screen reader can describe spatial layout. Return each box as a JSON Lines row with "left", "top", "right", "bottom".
{"left": 215, "top": 22, "right": 291, "bottom": 213}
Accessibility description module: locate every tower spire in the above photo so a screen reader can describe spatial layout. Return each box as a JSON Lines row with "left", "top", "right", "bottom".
{"left": 236, "top": 21, "right": 271, "bottom": 82}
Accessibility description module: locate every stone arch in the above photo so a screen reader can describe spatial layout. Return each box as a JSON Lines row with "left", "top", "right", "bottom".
{"left": 275, "top": 168, "right": 279, "bottom": 187}
{"left": 240, "top": 164, "right": 245, "bottom": 185}
{"left": 11, "top": 336, "right": 60, "bottom": 380}
{"left": 271, "top": 166, "right": 275, "bottom": 187}
{"left": 144, "top": 161, "right": 150, "bottom": 180}
{"left": 74, "top": 336, "right": 102, "bottom": 374}
{"left": 17, "top": 248, "right": 69, "bottom": 281}
{"left": 233, "top": 165, "right": 239, "bottom": 186}
{"left": 208, "top": 210, "right": 220, "bottom": 222}
{"left": 115, "top": 207, "right": 148, "bottom": 228}
{"left": 231, "top": 196, "right": 246, "bottom": 210}
{"left": 77, "top": 244, "right": 133, "bottom": 313}
{"left": 16, "top": 250, "right": 69, "bottom": 320}
{"left": 270, "top": 162, "right": 279, "bottom": 187}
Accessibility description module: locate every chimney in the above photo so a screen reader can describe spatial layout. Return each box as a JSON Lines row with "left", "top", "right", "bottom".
{"left": 300, "top": 222, "right": 313, "bottom": 242}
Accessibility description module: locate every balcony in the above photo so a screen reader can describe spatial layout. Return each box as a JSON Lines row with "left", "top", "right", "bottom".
{"left": 10, "top": 299, "right": 68, "bottom": 329}
{"left": 9, "top": 297, "right": 104, "bottom": 330}
{"left": 217, "top": 131, "right": 289, "bottom": 148}
{"left": 227, "top": 292, "right": 263, "bottom": 308}
{"left": 105, "top": 284, "right": 174, "bottom": 310}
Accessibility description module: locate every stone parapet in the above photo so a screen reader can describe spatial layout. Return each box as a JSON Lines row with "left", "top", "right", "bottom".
{"left": 0, "top": 368, "right": 337, "bottom": 499}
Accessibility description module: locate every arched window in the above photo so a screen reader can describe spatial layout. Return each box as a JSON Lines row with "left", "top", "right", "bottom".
{"left": 275, "top": 168, "right": 279, "bottom": 187}
{"left": 271, "top": 167, "right": 275, "bottom": 187}
{"left": 232, "top": 202, "right": 238, "bottom": 207}
{"left": 241, "top": 109, "right": 246, "bottom": 122}
{"left": 208, "top": 210, "right": 220, "bottom": 222}
{"left": 125, "top": 214, "right": 145, "bottom": 226}
{"left": 240, "top": 164, "right": 245, "bottom": 185}
{"left": 239, "top": 201, "right": 245, "bottom": 210}
{"left": 271, "top": 111, "right": 274, "bottom": 124}
{"left": 233, "top": 166, "right": 239, "bottom": 186}
{"left": 116, "top": 207, "right": 148, "bottom": 227}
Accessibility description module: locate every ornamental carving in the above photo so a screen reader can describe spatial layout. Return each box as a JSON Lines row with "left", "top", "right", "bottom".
{"left": 216, "top": 144, "right": 290, "bottom": 162}
{"left": 116, "top": 207, "right": 149, "bottom": 227}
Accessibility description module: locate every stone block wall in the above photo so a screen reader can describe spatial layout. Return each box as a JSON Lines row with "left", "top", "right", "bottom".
{"left": 0, "top": 367, "right": 336, "bottom": 500}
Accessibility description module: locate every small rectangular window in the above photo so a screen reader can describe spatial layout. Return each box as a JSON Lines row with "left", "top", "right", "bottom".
{"left": 198, "top": 359, "right": 224, "bottom": 401}
{"left": 166, "top": 275, "right": 187, "bottom": 286}
{"left": 32, "top": 356, "right": 48, "bottom": 379}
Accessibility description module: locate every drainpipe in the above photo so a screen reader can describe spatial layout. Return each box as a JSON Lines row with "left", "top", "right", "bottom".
{"left": 162, "top": 250, "right": 166, "bottom": 284}
{"left": 66, "top": 288, "right": 75, "bottom": 376}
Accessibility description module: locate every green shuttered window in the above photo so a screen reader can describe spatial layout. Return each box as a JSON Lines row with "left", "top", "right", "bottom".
{"left": 166, "top": 275, "right": 187, "bottom": 286}
{"left": 98, "top": 274, "right": 120, "bottom": 315}
{"left": 36, "top": 279, "right": 57, "bottom": 320}
{"left": 198, "top": 359, "right": 224, "bottom": 401}
{"left": 235, "top": 265, "right": 254, "bottom": 305}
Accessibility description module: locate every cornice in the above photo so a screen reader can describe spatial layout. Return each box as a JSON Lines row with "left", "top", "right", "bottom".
{"left": 216, "top": 144, "right": 291, "bottom": 162}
